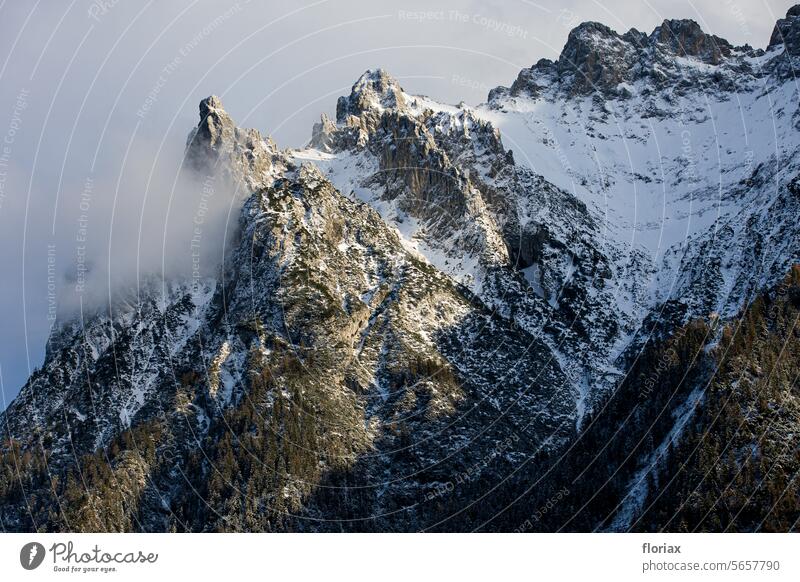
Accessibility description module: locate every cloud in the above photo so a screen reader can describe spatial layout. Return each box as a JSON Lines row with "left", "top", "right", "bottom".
{"left": 56, "top": 135, "right": 240, "bottom": 309}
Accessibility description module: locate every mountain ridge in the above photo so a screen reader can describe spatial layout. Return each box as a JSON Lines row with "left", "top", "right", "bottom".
{"left": 2, "top": 7, "right": 800, "bottom": 532}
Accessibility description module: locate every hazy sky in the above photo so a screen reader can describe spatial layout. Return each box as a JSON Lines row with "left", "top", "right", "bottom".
{"left": 0, "top": 0, "right": 795, "bottom": 407}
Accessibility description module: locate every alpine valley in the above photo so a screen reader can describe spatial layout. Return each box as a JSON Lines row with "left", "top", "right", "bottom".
{"left": 3, "top": 8, "right": 800, "bottom": 533}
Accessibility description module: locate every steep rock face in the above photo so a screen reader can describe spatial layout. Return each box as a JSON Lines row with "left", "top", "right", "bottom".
{"left": 555, "top": 22, "right": 642, "bottom": 96}
{"left": 651, "top": 19, "right": 732, "bottom": 64}
{"left": 767, "top": 5, "right": 800, "bottom": 79}
{"left": 768, "top": 4, "right": 800, "bottom": 53}
{"left": 185, "top": 95, "right": 278, "bottom": 191}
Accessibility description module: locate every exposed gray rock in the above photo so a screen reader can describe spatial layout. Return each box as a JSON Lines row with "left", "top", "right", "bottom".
{"left": 185, "top": 95, "right": 277, "bottom": 191}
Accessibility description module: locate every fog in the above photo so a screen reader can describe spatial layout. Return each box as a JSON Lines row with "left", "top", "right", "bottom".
{"left": 0, "top": 0, "right": 793, "bottom": 407}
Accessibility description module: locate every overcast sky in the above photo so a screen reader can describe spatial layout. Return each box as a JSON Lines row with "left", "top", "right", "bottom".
{"left": 0, "top": 0, "right": 795, "bottom": 407}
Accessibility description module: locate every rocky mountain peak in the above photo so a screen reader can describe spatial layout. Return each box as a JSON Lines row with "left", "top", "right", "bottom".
{"left": 199, "top": 94, "right": 224, "bottom": 115}
{"left": 185, "top": 95, "right": 276, "bottom": 190}
{"left": 186, "top": 95, "right": 236, "bottom": 170}
{"left": 561, "top": 20, "right": 620, "bottom": 51}
{"left": 554, "top": 20, "right": 637, "bottom": 95}
{"left": 651, "top": 19, "right": 731, "bottom": 63}
{"left": 335, "top": 68, "right": 407, "bottom": 122}
{"left": 194, "top": 95, "right": 235, "bottom": 150}
{"left": 768, "top": 4, "right": 800, "bottom": 54}
{"left": 310, "top": 112, "right": 337, "bottom": 151}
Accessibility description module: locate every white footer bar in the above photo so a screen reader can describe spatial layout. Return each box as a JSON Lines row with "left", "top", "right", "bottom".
{"left": 1, "top": 533, "right": 796, "bottom": 581}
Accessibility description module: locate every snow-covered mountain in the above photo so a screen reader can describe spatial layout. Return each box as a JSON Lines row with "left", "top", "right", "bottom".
{"left": 2, "top": 8, "right": 800, "bottom": 532}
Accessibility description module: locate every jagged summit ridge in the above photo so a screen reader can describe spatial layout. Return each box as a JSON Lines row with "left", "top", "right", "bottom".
{"left": 335, "top": 68, "right": 408, "bottom": 122}
{"left": 491, "top": 10, "right": 789, "bottom": 99}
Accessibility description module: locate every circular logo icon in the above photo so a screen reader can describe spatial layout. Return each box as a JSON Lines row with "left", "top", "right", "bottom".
{"left": 20, "top": 542, "right": 46, "bottom": 570}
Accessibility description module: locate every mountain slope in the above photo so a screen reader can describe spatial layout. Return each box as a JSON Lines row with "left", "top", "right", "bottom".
{"left": 3, "top": 8, "right": 800, "bottom": 532}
